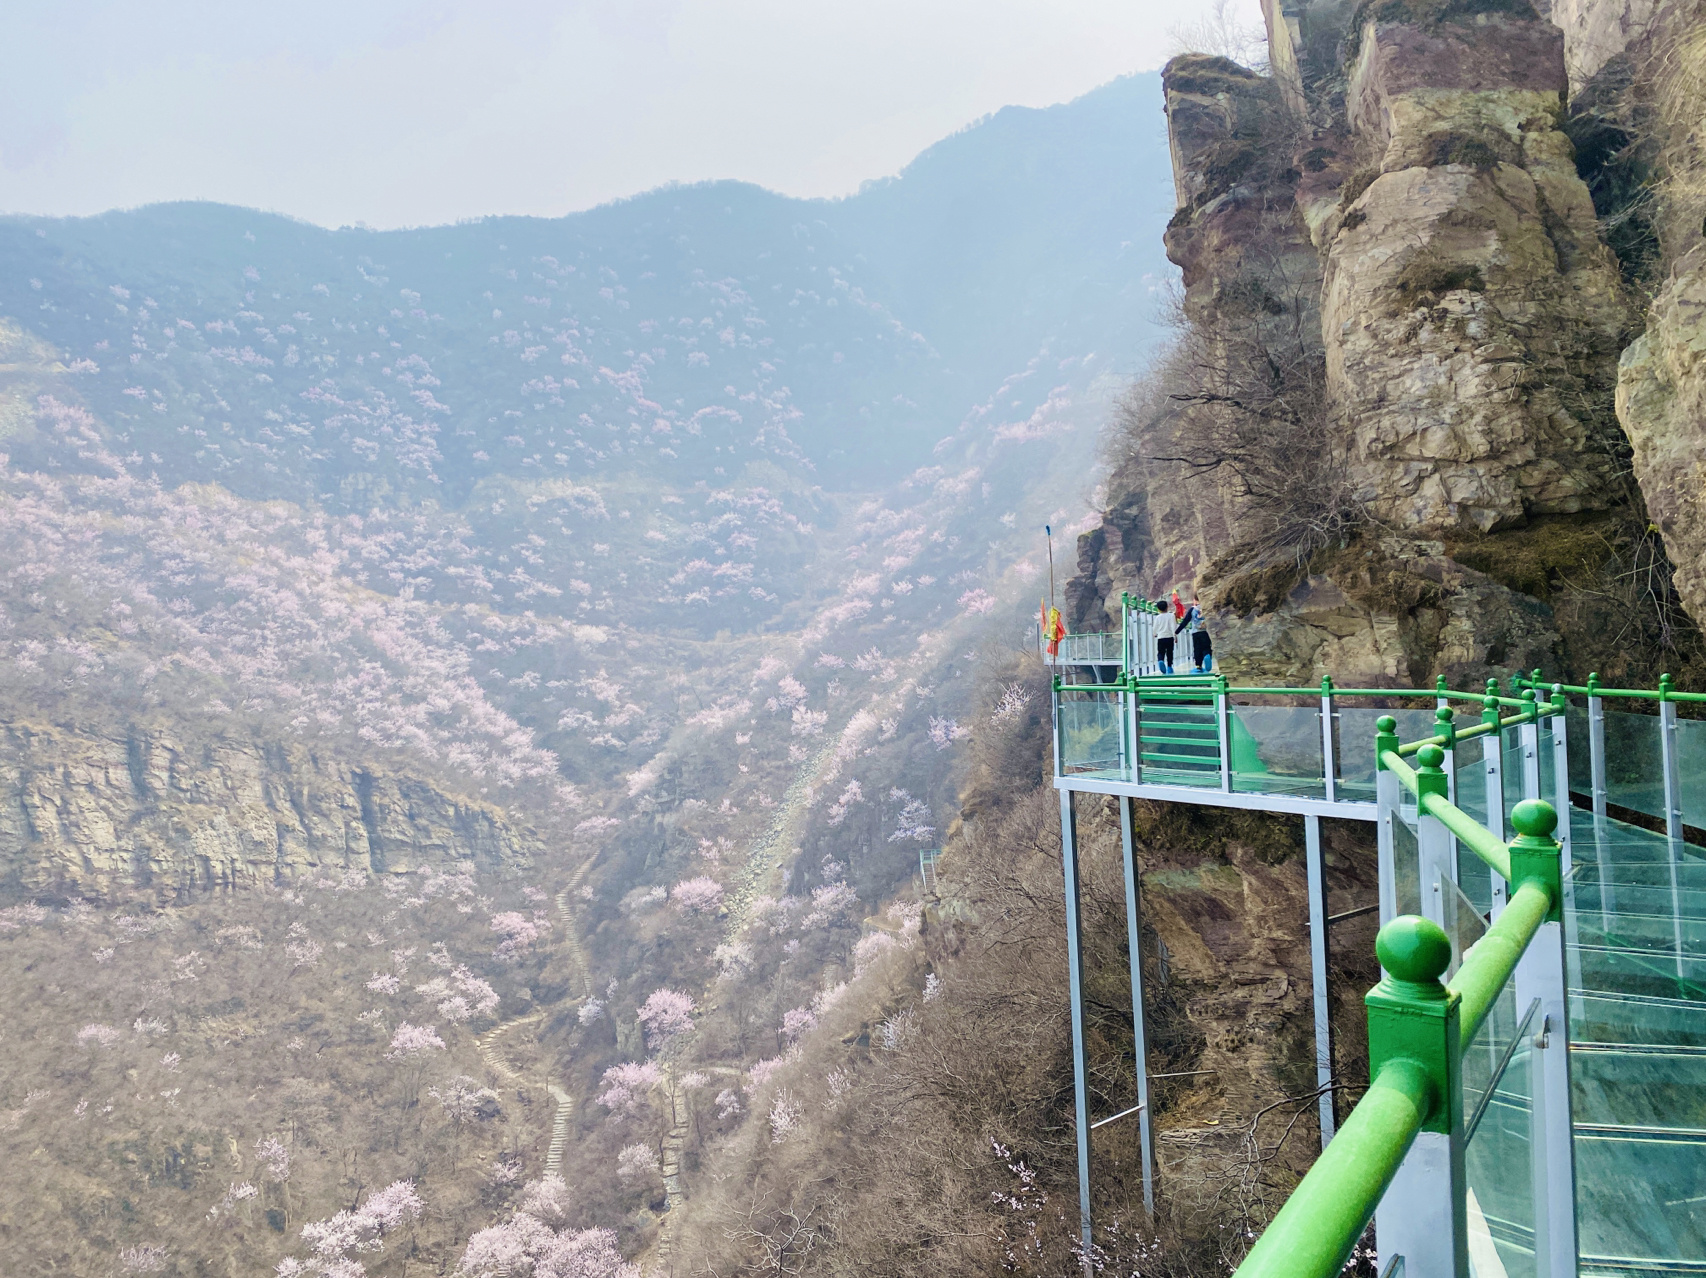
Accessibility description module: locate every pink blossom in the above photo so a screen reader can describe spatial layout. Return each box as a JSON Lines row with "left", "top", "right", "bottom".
{"left": 928, "top": 716, "right": 970, "bottom": 750}
{"left": 518, "top": 1173, "right": 574, "bottom": 1227}
{"left": 634, "top": 988, "right": 695, "bottom": 1048}
{"left": 384, "top": 1022, "right": 446, "bottom": 1060}
{"left": 77, "top": 1023, "right": 122, "bottom": 1048}
{"left": 616, "top": 1144, "right": 660, "bottom": 1185}
{"left": 780, "top": 1007, "right": 817, "bottom": 1041}
{"left": 596, "top": 1061, "right": 662, "bottom": 1117}
{"left": 490, "top": 911, "right": 543, "bottom": 962}
{"left": 670, "top": 877, "right": 724, "bottom": 916}
{"left": 256, "top": 1136, "right": 292, "bottom": 1182}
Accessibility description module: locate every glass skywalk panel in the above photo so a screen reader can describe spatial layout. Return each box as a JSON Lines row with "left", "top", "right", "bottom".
{"left": 1229, "top": 703, "right": 1325, "bottom": 799}
{"left": 1565, "top": 804, "right": 1706, "bottom": 1274}
{"left": 1337, "top": 707, "right": 1440, "bottom": 804}
{"left": 1464, "top": 970, "right": 1539, "bottom": 1278}
{"left": 1057, "top": 688, "right": 1124, "bottom": 779}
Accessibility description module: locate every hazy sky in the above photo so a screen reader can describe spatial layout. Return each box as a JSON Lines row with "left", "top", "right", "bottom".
{"left": 1, "top": 0, "right": 1263, "bottom": 229}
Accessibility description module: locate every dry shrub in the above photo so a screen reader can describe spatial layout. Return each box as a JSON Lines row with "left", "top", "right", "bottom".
{"left": 1114, "top": 236, "right": 1365, "bottom": 580}
{"left": 1649, "top": 2, "right": 1706, "bottom": 263}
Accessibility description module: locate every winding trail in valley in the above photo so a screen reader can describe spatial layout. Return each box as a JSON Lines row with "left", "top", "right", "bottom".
{"left": 722, "top": 738, "right": 840, "bottom": 943}
{"left": 473, "top": 850, "right": 600, "bottom": 1178}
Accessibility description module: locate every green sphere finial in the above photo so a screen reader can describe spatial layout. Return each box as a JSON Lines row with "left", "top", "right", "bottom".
{"left": 1377, "top": 916, "right": 1451, "bottom": 985}
{"left": 1416, "top": 744, "right": 1445, "bottom": 770}
{"left": 1435, "top": 705, "right": 1453, "bottom": 724}
{"left": 1377, "top": 715, "right": 1397, "bottom": 733}
{"left": 1511, "top": 798, "right": 1557, "bottom": 840}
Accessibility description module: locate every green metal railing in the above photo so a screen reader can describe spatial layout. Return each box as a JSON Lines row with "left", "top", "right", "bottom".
{"left": 1049, "top": 652, "right": 1706, "bottom": 1274}
{"left": 1235, "top": 727, "right": 1566, "bottom": 1278}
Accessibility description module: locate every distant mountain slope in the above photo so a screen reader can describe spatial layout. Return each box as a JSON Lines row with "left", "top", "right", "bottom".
{"left": 0, "top": 73, "right": 1182, "bottom": 1272}
{"left": 0, "top": 73, "right": 1172, "bottom": 495}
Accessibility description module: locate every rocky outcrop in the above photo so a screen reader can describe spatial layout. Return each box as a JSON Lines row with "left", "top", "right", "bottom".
{"left": 1065, "top": 0, "right": 1706, "bottom": 687}
{"left": 1548, "top": 0, "right": 1662, "bottom": 86}
{"left": 0, "top": 720, "right": 534, "bottom": 897}
{"left": 1618, "top": 245, "right": 1706, "bottom": 622}
{"left": 1210, "top": 541, "right": 1563, "bottom": 684}
{"left": 1326, "top": 8, "right": 1630, "bottom": 532}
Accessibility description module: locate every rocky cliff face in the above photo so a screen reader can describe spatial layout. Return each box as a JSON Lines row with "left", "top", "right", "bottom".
{"left": 1605, "top": 4, "right": 1706, "bottom": 626}
{"left": 1620, "top": 245, "right": 1706, "bottom": 623}
{"left": 1328, "top": 8, "right": 1629, "bottom": 533}
{"left": 1070, "top": 0, "right": 1705, "bottom": 688}
{"left": 0, "top": 719, "right": 534, "bottom": 898}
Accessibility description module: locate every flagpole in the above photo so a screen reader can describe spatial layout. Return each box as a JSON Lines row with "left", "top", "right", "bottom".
{"left": 1046, "top": 524, "right": 1055, "bottom": 613}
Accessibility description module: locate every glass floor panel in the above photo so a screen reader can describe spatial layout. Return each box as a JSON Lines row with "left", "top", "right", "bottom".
{"left": 1568, "top": 811, "right": 1706, "bottom": 1274}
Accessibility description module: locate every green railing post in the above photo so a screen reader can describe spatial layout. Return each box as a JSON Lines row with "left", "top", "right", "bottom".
{"left": 1370, "top": 915, "right": 1468, "bottom": 1278}
{"left": 1507, "top": 798, "right": 1563, "bottom": 922}
{"left": 1234, "top": 917, "right": 1454, "bottom": 1278}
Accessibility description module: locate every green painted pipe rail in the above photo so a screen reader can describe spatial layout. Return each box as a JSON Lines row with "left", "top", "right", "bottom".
{"left": 1452, "top": 879, "right": 1549, "bottom": 1042}
{"left": 1514, "top": 669, "right": 1706, "bottom": 703}
{"left": 1234, "top": 727, "right": 1565, "bottom": 1278}
{"left": 1233, "top": 1056, "right": 1434, "bottom": 1278}
{"left": 1225, "top": 686, "right": 1534, "bottom": 710}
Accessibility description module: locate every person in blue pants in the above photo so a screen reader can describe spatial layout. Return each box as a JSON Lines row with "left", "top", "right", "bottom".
{"left": 1177, "top": 597, "right": 1214, "bottom": 673}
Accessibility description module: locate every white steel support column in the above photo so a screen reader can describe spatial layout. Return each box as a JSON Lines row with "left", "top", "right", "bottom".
{"left": 1419, "top": 809, "right": 1453, "bottom": 932}
{"left": 1660, "top": 696, "right": 1685, "bottom": 843}
{"left": 1485, "top": 734, "right": 1508, "bottom": 919}
{"left": 1515, "top": 918, "right": 1578, "bottom": 1278}
{"left": 1521, "top": 719, "right": 1542, "bottom": 802}
{"left": 1377, "top": 768, "right": 1399, "bottom": 927}
{"left": 1217, "top": 687, "right": 1232, "bottom": 793}
{"left": 1128, "top": 687, "right": 1141, "bottom": 785}
{"left": 1376, "top": 1131, "right": 1468, "bottom": 1278}
{"left": 1588, "top": 691, "right": 1613, "bottom": 929}
{"left": 1118, "top": 688, "right": 1131, "bottom": 780}
{"left": 1551, "top": 709, "right": 1573, "bottom": 878}
{"left": 1660, "top": 696, "right": 1687, "bottom": 979}
{"left": 1058, "top": 789, "right": 1094, "bottom": 1271}
{"left": 1588, "top": 694, "right": 1608, "bottom": 821}
{"left": 1321, "top": 691, "right": 1337, "bottom": 804}
{"left": 1304, "top": 814, "right": 1335, "bottom": 1145}
{"left": 1118, "top": 798, "right": 1156, "bottom": 1212}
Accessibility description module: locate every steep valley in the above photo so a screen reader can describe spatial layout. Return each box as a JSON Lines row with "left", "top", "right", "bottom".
{"left": 3, "top": 1, "right": 1706, "bottom": 1272}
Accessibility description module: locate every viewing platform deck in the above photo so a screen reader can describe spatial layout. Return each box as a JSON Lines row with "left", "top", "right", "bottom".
{"left": 1044, "top": 596, "right": 1706, "bottom": 1278}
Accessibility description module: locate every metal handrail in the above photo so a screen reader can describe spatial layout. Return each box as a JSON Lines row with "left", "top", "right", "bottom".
{"left": 1232, "top": 726, "right": 1564, "bottom": 1278}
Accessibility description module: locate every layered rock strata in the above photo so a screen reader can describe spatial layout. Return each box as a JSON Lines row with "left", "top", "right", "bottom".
{"left": 0, "top": 720, "right": 534, "bottom": 897}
